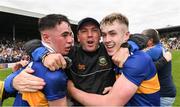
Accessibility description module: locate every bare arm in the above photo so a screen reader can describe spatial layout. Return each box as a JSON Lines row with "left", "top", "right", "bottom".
{"left": 102, "top": 47, "right": 129, "bottom": 94}
{"left": 68, "top": 74, "right": 138, "bottom": 106}
{"left": 48, "top": 97, "right": 67, "bottom": 106}
{"left": 13, "top": 67, "right": 45, "bottom": 92}
{"left": 154, "top": 51, "right": 172, "bottom": 71}
{"left": 12, "top": 58, "right": 29, "bottom": 72}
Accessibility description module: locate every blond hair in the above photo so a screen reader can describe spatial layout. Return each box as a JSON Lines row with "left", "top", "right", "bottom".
{"left": 100, "top": 13, "right": 129, "bottom": 27}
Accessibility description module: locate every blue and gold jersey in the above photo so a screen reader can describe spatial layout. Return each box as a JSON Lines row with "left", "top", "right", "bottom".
{"left": 7, "top": 61, "right": 67, "bottom": 106}
{"left": 117, "top": 51, "right": 160, "bottom": 106}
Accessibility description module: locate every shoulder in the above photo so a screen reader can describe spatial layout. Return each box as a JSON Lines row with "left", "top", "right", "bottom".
{"left": 123, "top": 51, "right": 156, "bottom": 85}
{"left": 146, "top": 44, "right": 163, "bottom": 60}
{"left": 125, "top": 51, "right": 152, "bottom": 68}
{"left": 71, "top": 45, "right": 83, "bottom": 54}
{"left": 148, "top": 45, "right": 162, "bottom": 53}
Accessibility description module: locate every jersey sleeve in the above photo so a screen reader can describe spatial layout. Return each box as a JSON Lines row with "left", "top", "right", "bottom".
{"left": 4, "top": 69, "right": 22, "bottom": 93}
{"left": 31, "top": 47, "right": 49, "bottom": 62}
{"left": 122, "top": 52, "right": 150, "bottom": 86}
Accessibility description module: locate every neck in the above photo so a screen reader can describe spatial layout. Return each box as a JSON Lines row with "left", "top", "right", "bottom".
{"left": 41, "top": 41, "right": 55, "bottom": 53}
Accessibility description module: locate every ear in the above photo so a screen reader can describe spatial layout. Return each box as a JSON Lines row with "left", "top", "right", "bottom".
{"left": 42, "top": 33, "right": 50, "bottom": 43}
{"left": 124, "top": 31, "right": 130, "bottom": 41}
{"left": 150, "top": 38, "right": 154, "bottom": 43}
{"left": 147, "top": 38, "right": 153, "bottom": 47}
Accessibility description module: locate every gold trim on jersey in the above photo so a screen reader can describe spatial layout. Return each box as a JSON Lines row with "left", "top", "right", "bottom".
{"left": 136, "top": 73, "right": 160, "bottom": 94}
{"left": 22, "top": 91, "right": 48, "bottom": 106}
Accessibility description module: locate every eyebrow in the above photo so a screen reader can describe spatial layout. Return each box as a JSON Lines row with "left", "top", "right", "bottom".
{"left": 61, "top": 31, "right": 72, "bottom": 35}
{"left": 108, "top": 30, "right": 116, "bottom": 33}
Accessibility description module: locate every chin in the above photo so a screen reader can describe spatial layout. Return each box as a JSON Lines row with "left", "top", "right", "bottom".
{"left": 60, "top": 51, "right": 67, "bottom": 55}
{"left": 107, "top": 51, "right": 114, "bottom": 56}
{"left": 63, "top": 52, "right": 69, "bottom": 55}
{"left": 85, "top": 47, "right": 97, "bottom": 52}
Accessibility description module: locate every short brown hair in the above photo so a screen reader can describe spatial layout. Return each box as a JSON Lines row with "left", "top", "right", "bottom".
{"left": 142, "top": 29, "right": 160, "bottom": 44}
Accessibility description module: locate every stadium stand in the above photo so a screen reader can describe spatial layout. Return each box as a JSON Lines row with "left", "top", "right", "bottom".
{"left": 0, "top": 9, "right": 179, "bottom": 64}
{"left": 0, "top": 10, "right": 77, "bottom": 64}
{"left": 0, "top": 39, "right": 25, "bottom": 63}
{"left": 157, "top": 25, "right": 180, "bottom": 50}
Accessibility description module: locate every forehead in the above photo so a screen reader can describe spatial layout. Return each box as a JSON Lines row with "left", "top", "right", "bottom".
{"left": 58, "top": 21, "right": 70, "bottom": 27}
{"left": 55, "top": 21, "right": 71, "bottom": 30}
{"left": 80, "top": 22, "right": 99, "bottom": 29}
{"left": 100, "top": 21, "right": 127, "bottom": 33}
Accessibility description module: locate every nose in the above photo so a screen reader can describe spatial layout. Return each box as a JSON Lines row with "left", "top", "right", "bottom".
{"left": 103, "top": 35, "right": 111, "bottom": 43}
{"left": 67, "top": 35, "right": 73, "bottom": 44}
{"left": 87, "top": 30, "right": 93, "bottom": 37}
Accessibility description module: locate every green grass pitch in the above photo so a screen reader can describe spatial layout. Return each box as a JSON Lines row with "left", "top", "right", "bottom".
{"left": 0, "top": 50, "right": 179, "bottom": 106}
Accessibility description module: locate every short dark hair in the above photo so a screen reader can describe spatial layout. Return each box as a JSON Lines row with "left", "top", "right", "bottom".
{"left": 142, "top": 29, "right": 160, "bottom": 44}
{"left": 38, "top": 14, "right": 70, "bottom": 32}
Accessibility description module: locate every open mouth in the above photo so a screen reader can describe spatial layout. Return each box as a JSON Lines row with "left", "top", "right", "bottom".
{"left": 87, "top": 40, "right": 94, "bottom": 46}
{"left": 65, "top": 46, "right": 71, "bottom": 51}
{"left": 87, "top": 40, "right": 94, "bottom": 44}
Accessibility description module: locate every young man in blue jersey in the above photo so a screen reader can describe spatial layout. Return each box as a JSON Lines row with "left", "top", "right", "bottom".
{"left": 4, "top": 14, "right": 73, "bottom": 106}
{"left": 142, "top": 29, "right": 176, "bottom": 107}
{"left": 67, "top": 13, "right": 160, "bottom": 106}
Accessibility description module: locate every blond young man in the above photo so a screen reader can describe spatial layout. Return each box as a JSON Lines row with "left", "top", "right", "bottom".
{"left": 67, "top": 13, "right": 160, "bottom": 106}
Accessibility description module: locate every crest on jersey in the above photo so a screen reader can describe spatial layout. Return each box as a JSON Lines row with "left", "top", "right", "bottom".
{"left": 78, "top": 64, "right": 86, "bottom": 71}
{"left": 98, "top": 56, "right": 108, "bottom": 67}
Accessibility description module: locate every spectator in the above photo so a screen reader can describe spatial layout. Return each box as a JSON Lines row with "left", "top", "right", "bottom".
{"left": 142, "top": 29, "right": 176, "bottom": 107}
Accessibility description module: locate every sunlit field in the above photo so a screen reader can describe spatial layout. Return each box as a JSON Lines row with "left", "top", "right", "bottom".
{"left": 0, "top": 68, "right": 14, "bottom": 106}
{"left": 172, "top": 50, "right": 180, "bottom": 106}
{"left": 0, "top": 50, "right": 180, "bottom": 106}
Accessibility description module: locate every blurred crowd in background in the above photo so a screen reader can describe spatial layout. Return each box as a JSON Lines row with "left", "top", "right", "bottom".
{"left": 0, "top": 40, "right": 25, "bottom": 63}
{"left": 0, "top": 35, "right": 180, "bottom": 63}
{"left": 161, "top": 37, "right": 180, "bottom": 50}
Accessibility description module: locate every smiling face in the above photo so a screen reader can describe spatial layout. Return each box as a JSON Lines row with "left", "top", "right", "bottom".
{"left": 101, "top": 21, "right": 129, "bottom": 56}
{"left": 77, "top": 22, "right": 101, "bottom": 52}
